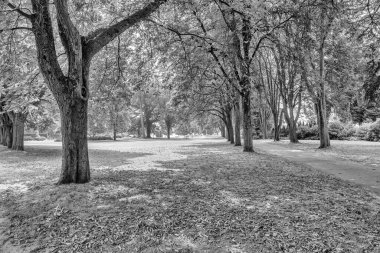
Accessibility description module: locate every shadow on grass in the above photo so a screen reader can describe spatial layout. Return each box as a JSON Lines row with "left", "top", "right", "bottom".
{"left": 2, "top": 139, "right": 380, "bottom": 253}
{"left": 113, "top": 137, "right": 194, "bottom": 142}
{"left": 5, "top": 145, "right": 153, "bottom": 167}
{"left": 0, "top": 145, "right": 154, "bottom": 188}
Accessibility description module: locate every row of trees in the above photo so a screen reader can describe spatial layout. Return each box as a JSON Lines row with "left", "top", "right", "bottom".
{"left": 1, "top": 0, "right": 379, "bottom": 184}
{"left": 168, "top": 0, "right": 379, "bottom": 148}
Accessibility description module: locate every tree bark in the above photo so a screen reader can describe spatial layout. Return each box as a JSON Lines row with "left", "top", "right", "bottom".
{"left": 5, "top": 125, "right": 12, "bottom": 149}
{"left": 226, "top": 108, "right": 234, "bottom": 144}
{"left": 273, "top": 112, "right": 280, "bottom": 141}
{"left": 58, "top": 94, "right": 90, "bottom": 184}
{"left": 0, "top": 126, "right": 3, "bottom": 146}
{"left": 165, "top": 119, "right": 171, "bottom": 139}
{"left": 112, "top": 103, "right": 118, "bottom": 141}
{"left": 272, "top": 110, "right": 284, "bottom": 141}
{"left": 220, "top": 121, "right": 226, "bottom": 138}
{"left": 288, "top": 121, "right": 298, "bottom": 143}
{"left": 260, "top": 109, "right": 269, "bottom": 139}
{"left": 241, "top": 86, "right": 253, "bottom": 152}
{"left": 234, "top": 96, "right": 242, "bottom": 146}
{"left": 283, "top": 106, "right": 298, "bottom": 143}
{"left": 113, "top": 122, "right": 117, "bottom": 141}
{"left": 316, "top": 100, "right": 330, "bottom": 148}
{"left": 146, "top": 121, "right": 152, "bottom": 138}
{"left": 317, "top": 17, "right": 330, "bottom": 148}
{"left": 9, "top": 112, "right": 27, "bottom": 151}
{"left": 139, "top": 91, "right": 146, "bottom": 138}
{"left": 1, "top": 114, "right": 13, "bottom": 148}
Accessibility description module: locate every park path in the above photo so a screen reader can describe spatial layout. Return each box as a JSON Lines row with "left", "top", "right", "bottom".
{"left": 253, "top": 140, "right": 380, "bottom": 196}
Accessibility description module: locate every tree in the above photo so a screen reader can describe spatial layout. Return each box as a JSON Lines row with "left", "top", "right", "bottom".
{"left": 297, "top": 0, "right": 339, "bottom": 148}
{"left": 0, "top": 26, "right": 49, "bottom": 151}
{"left": 271, "top": 29, "right": 303, "bottom": 143}
{"left": 257, "top": 49, "right": 284, "bottom": 141}
{"left": 2, "top": 0, "right": 167, "bottom": 183}
{"left": 159, "top": 93, "right": 176, "bottom": 139}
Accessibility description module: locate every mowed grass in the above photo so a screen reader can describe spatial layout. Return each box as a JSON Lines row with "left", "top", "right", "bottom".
{"left": 262, "top": 139, "right": 380, "bottom": 167}
{"left": 0, "top": 138, "right": 379, "bottom": 252}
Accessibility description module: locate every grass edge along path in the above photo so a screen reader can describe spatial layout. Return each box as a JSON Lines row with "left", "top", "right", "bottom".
{"left": 0, "top": 139, "right": 379, "bottom": 252}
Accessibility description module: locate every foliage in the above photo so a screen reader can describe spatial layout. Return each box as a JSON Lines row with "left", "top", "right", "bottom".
{"left": 355, "top": 122, "right": 372, "bottom": 140}
{"left": 88, "top": 136, "right": 114, "bottom": 141}
{"left": 296, "top": 125, "right": 319, "bottom": 140}
{"left": 338, "top": 123, "right": 357, "bottom": 140}
{"left": 24, "top": 135, "right": 47, "bottom": 141}
{"left": 296, "top": 121, "right": 380, "bottom": 142}
{"left": 366, "top": 119, "right": 380, "bottom": 141}
{"left": 328, "top": 121, "right": 345, "bottom": 140}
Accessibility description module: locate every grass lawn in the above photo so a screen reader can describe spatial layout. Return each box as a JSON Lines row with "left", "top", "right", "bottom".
{"left": 264, "top": 139, "right": 380, "bottom": 167}
{"left": 0, "top": 138, "right": 379, "bottom": 252}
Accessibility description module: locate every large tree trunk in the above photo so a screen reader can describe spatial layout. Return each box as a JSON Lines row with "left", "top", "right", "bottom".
{"left": 139, "top": 91, "right": 146, "bottom": 138}
{"left": 288, "top": 121, "right": 298, "bottom": 143}
{"left": 316, "top": 4, "right": 331, "bottom": 148}
{"left": 0, "top": 126, "right": 3, "bottom": 146}
{"left": 9, "top": 112, "right": 27, "bottom": 151}
{"left": 272, "top": 110, "right": 283, "bottom": 142}
{"left": 283, "top": 104, "right": 299, "bottom": 143}
{"left": 260, "top": 109, "right": 269, "bottom": 139}
{"left": 58, "top": 95, "right": 90, "bottom": 184}
{"left": 241, "top": 87, "right": 253, "bottom": 152}
{"left": 316, "top": 27, "right": 330, "bottom": 148}
{"left": 316, "top": 100, "right": 330, "bottom": 148}
{"left": 112, "top": 104, "right": 118, "bottom": 141}
{"left": 234, "top": 97, "right": 242, "bottom": 146}
{"left": 113, "top": 122, "right": 117, "bottom": 141}
{"left": 220, "top": 122, "right": 226, "bottom": 138}
{"left": 5, "top": 124, "right": 12, "bottom": 149}
{"left": 1, "top": 114, "right": 13, "bottom": 148}
{"left": 226, "top": 108, "right": 234, "bottom": 144}
{"left": 146, "top": 121, "right": 152, "bottom": 138}
{"left": 273, "top": 113, "right": 280, "bottom": 141}
{"left": 166, "top": 121, "right": 171, "bottom": 139}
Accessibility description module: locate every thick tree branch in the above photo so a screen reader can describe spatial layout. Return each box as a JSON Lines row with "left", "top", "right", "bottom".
{"left": 84, "top": 0, "right": 167, "bottom": 59}
{"left": 55, "top": 0, "right": 81, "bottom": 60}
{"left": 0, "top": 26, "right": 32, "bottom": 33}
{"left": 4, "top": 0, "right": 32, "bottom": 19}
{"left": 30, "top": 0, "right": 65, "bottom": 100}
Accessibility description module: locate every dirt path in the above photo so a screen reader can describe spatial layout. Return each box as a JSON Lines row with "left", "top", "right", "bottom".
{"left": 253, "top": 140, "right": 380, "bottom": 196}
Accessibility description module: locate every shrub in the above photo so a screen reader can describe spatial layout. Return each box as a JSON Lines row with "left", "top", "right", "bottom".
{"left": 355, "top": 123, "right": 371, "bottom": 140}
{"left": 367, "top": 120, "right": 380, "bottom": 141}
{"left": 297, "top": 125, "right": 319, "bottom": 140}
{"left": 280, "top": 127, "right": 289, "bottom": 137}
{"left": 88, "top": 136, "right": 113, "bottom": 141}
{"left": 24, "top": 136, "right": 35, "bottom": 141}
{"left": 35, "top": 136, "right": 46, "bottom": 141}
{"left": 328, "top": 121, "right": 345, "bottom": 140}
{"left": 24, "top": 136, "right": 47, "bottom": 141}
{"left": 338, "top": 123, "right": 356, "bottom": 140}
